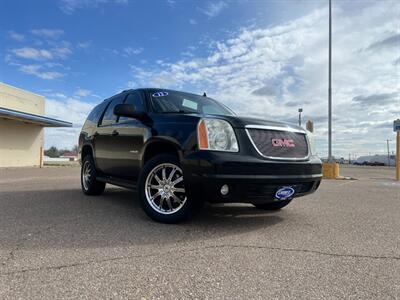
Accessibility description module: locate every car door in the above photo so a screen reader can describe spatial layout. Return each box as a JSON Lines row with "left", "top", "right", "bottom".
{"left": 93, "top": 95, "right": 126, "bottom": 174}
{"left": 111, "top": 91, "right": 149, "bottom": 180}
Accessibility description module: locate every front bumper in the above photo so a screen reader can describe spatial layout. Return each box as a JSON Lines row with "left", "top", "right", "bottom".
{"left": 181, "top": 151, "right": 322, "bottom": 204}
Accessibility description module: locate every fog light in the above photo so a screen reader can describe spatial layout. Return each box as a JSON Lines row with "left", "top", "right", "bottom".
{"left": 220, "top": 184, "right": 229, "bottom": 196}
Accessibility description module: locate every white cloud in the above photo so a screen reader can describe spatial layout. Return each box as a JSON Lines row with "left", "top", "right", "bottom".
{"left": 53, "top": 47, "right": 73, "bottom": 59}
{"left": 10, "top": 46, "right": 72, "bottom": 61}
{"left": 60, "top": 0, "right": 128, "bottom": 14}
{"left": 75, "top": 88, "right": 92, "bottom": 97}
{"left": 77, "top": 41, "right": 91, "bottom": 49}
{"left": 45, "top": 97, "right": 96, "bottom": 149}
{"left": 200, "top": 1, "right": 227, "bottom": 18}
{"left": 182, "top": 45, "right": 197, "bottom": 57}
{"left": 18, "top": 64, "right": 64, "bottom": 80}
{"left": 181, "top": 51, "right": 194, "bottom": 57}
{"left": 44, "top": 92, "right": 68, "bottom": 99}
{"left": 129, "top": 2, "right": 400, "bottom": 157}
{"left": 122, "top": 47, "right": 143, "bottom": 57}
{"left": 6, "top": 28, "right": 74, "bottom": 80}
{"left": 31, "top": 29, "right": 64, "bottom": 39}
{"left": 11, "top": 47, "right": 54, "bottom": 60}
{"left": 8, "top": 31, "right": 24, "bottom": 42}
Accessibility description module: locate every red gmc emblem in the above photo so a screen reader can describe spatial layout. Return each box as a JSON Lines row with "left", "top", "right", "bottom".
{"left": 271, "top": 138, "right": 295, "bottom": 148}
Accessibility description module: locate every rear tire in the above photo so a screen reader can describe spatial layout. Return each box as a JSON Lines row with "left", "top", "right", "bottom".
{"left": 81, "top": 155, "right": 106, "bottom": 195}
{"left": 138, "top": 154, "right": 196, "bottom": 223}
{"left": 252, "top": 199, "right": 292, "bottom": 210}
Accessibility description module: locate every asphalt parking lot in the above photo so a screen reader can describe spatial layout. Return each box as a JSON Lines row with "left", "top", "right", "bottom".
{"left": 0, "top": 166, "right": 399, "bottom": 299}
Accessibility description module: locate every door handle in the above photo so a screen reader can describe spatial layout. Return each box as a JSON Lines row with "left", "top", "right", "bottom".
{"left": 112, "top": 130, "right": 119, "bottom": 136}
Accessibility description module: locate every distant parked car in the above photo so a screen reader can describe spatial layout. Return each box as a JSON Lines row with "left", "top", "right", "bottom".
{"left": 368, "top": 161, "right": 385, "bottom": 166}
{"left": 79, "top": 88, "right": 322, "bottom": 223}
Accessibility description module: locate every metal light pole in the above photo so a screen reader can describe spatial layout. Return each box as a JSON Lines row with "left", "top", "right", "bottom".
{"left": 328, "top": 0, "right": 333, "bottom": 162}
{"left": 298, "top": 108, "right": 303, "bottom": 126}
{"left": 386, "top": 139, "right": 391, "bottom": 166}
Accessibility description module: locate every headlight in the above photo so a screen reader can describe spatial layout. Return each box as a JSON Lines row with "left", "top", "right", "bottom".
{"left": 197, "top": 118, "right": 239, "bottom": 152}
{"left": 306, "top": 130, "right": 316, "bottom": 156}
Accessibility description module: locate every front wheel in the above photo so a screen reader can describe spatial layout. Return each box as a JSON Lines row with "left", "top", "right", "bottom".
{"left": 138, "top": 154, "right": 195, "bottom": 223}
{"left": 252, "top": 199, "right": 292, "bottom": 210}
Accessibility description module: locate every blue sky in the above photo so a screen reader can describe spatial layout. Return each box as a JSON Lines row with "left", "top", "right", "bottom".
{"left": 1, "top": 0, "right": 322, "bottom": 96}
{"left": 1, "top": 0, "right": 399, "bottom": 158}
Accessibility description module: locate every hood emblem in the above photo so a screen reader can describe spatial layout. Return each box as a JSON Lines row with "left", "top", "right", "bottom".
{"left": 271, "top": 138, "right": 295, "bottom": 148}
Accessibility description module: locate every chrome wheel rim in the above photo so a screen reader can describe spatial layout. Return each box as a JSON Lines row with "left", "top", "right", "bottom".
{"left": 145, "top": 163, "right": 187, "bottom": 215}
{"left": 82, "top": 161, "right": 92, "bottom": 190}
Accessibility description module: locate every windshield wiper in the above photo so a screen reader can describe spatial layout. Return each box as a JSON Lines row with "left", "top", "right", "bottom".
{"left": 162, "top": 110, "right": 190, "bottom": 114}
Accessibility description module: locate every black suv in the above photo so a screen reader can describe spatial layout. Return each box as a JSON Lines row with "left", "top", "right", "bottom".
{"left": 79, "top": 88, "right": 322, "bottom": 223}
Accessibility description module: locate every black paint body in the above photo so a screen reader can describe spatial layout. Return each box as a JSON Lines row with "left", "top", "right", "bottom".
{"left": 79, "top": 88, "right": 322, "bottom": 204}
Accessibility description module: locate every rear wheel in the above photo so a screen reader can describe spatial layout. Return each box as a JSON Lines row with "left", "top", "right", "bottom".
{"left": 81, "top": 155, "right": 106, "bottom": 195}
{"left": 252, "top": 199, "right": 292, "bottom": 210}
{"left": 138, "top": 154, "right": 195, "bottom": 223}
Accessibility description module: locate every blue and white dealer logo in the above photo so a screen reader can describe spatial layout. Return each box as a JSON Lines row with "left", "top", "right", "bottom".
{"left": 152, "top": 91, "right": 168, "bottom": 97}
{"left": 275, "top": 186, "right": 295, "bottom": 200}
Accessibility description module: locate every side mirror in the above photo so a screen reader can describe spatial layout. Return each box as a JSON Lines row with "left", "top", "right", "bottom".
{"left": 114, "top": 104, "right": 148, "bottom": 122}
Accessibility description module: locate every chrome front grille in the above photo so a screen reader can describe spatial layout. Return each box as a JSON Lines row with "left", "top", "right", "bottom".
{"left": 246, "top": 125, "right": 309, "bottom": 160}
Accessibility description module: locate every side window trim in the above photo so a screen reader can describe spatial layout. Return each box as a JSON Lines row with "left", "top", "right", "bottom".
{"left": 115, "top": 93, "right": 130, "bottom": 124}
{"left": 97, "top": 100, "right": 112, "bottom": 127}
{"left": 139, "top": 90, "right": 148, "bottom": 112}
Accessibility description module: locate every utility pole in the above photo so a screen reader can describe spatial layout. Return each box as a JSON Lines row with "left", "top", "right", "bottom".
{"left": 386, "top": 139, "right": 391, "bottom": 166}
{"left": 298, "top": 108, "right": 303, "bottom": 126}
{"left": 328, "top": 0, "right": 333, "bottom": 162}
{"left": 397, "top": 131, "right": 400, "bottom": 180}
{"left": 322, "top": 0, "right": 339, "bottom": 179}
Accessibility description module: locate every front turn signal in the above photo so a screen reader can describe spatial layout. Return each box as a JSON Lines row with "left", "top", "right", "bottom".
{"left": 197, "top": 119, "right": 209, "bottom": 149}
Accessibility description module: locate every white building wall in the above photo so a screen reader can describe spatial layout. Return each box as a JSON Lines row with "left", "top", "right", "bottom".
{"left": 0, "top": 83, "right": 45, "bottom": 167}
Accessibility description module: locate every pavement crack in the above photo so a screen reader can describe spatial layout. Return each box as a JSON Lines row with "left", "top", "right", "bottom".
{"left": 207, "top": 244, "right": 400, "bottom": 261}
{"left": 1, "top": 243, "right": 399, "bottom": 276}
{"left": 1, "top": 225, "right": 54, "bottom": 267}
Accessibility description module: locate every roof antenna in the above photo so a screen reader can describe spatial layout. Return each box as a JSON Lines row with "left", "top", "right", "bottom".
{"left": 203, "top": 92, "right": 207, "bottom": 97}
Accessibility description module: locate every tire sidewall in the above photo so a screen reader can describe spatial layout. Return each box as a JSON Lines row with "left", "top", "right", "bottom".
{"left": 138, "top": 154, "right": 192, "bottom": 223}
{"left": 81, "top": 155, "right": 105, "bottom": 195}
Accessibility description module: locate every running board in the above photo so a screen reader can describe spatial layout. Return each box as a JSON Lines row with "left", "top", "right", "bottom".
{"left": 96, "top": 176, "right": 137, "bottom": 190}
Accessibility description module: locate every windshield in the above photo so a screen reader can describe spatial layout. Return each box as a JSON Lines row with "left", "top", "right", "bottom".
{"left": 149, "top": 90, "right": 235, "bottom": 116}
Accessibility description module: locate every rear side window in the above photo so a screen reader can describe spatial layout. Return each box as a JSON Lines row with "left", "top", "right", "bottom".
{"left": 119, "top": 91, "right": 145, "bottom": 123}
{"left": 86, "top": 101, "right": 108, "bottom": 124}
{"left": 100, "top": 96, "right": 125, "bottom": 126}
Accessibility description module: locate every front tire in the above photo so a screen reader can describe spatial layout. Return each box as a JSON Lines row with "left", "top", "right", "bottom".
{"left": 138, "top": 154, "right": 195, "bottom": 223}
{"left": 252, "top": 199, "right": 292, "bottom": 210}
{"left": 81, "top": 155, "right": 106, "bottom": 195}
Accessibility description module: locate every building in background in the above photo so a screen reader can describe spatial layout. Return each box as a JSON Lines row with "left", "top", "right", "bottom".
{"left": 0, "top": 82, "right": 72, "bottom": 167}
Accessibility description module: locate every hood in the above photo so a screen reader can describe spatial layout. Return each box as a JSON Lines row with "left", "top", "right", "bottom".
{"left": 216, "top": 115, "right": 305, "bottom": 131}
{"left": 152, "top": 112, "right": 305, "bottom": 132}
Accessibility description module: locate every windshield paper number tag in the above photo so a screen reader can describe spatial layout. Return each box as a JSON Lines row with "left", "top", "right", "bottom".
{"left": 182, "top": 99, "right": 198, "bottom": 110}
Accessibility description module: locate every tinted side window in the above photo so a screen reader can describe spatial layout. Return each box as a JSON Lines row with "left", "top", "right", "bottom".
{"left": 119, "top": 92, "right": 145, "bottom": 123}
{"left": 100, "top": 96, "right": 125, "bottom": 126}
{"left": 87, "top": 101, "right": 108, "bottom": 123}
{"left": 126, "top": 91, "right": 144, "bottom": 111}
